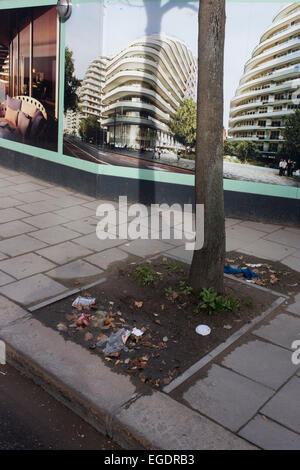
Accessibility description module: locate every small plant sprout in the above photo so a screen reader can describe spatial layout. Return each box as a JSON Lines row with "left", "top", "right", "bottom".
{"left": 196, "top": 287, "right": 240, "bottom": 315}
{"left": 133, "top": 264, "right": 162, "bottom": 286}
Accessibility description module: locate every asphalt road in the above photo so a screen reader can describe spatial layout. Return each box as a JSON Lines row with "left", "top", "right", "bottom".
{"left": 0, "top": 363, "right": 120, "bottom": 450}
{"left": 63, "top": 136, "right": 193, "bottom": 174}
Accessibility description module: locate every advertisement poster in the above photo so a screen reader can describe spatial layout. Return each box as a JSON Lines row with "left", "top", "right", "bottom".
{"left": 62, "top": 0, "right": 300, "bottom": 191}
{"left": 0, "top": 5, "right": 59, "bottom": 151}
{"left": 0, "top": 1, "right": 299, "bottom": 191}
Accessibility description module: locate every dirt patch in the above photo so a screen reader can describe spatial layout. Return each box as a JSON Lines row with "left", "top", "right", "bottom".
{"left": 34, "top": 255, "right": 289, "bottom": 390}
{"left": 226, "top": 251, "right": 300, "bottom": 296}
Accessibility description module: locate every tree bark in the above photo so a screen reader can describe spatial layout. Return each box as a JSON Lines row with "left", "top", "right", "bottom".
{"left": 189, "top": 0, "right": 226, "bottom": 293}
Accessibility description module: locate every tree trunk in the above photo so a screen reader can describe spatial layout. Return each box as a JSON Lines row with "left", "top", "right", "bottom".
{"left": 189, "top": 0, "right": 226, "bottom": 293}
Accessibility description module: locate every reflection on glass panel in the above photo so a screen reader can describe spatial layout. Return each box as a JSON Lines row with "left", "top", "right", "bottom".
{"left": 9, "top": 42, "right": 13, "bottom": 96}
{"left": 12, "top": 35, "right": 18, "bottom": 97}
{"left": 19, "top": 24, "right": 30, "bottom": 96}
{"left": 32, "top": 7, "right": 57, "bottom": 114}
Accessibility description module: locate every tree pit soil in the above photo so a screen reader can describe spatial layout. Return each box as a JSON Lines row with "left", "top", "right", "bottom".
{"left": 34, "top": 254, "right": 295, "bottom": 390}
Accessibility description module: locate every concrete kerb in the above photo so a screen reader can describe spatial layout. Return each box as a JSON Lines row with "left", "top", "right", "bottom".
{"left": 0, "top": 252, "right": 289, "bottom": 450}
{"left": 163, "top": 296, "right": 286, "bottom": 393}
{"left": 0, "top": 315, "right": 254, "bottom": 450}
{"left": 28, "top": 278, "right": 107, "bottom": 312}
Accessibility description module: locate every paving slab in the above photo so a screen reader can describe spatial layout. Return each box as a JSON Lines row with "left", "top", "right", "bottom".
{"left": 0, "top": 317, "right": 137, "bottom": 422}
{"left": 114, "top": 391, "right": 255, "bottom": 450}
{"left": 261, "top": 377, "right": 300, "bottom": 434}
{"left": 0, "top": 253, "right": 56, "bottom": 280}
{"left": 12, "top": 191, "right": 58, "bottom": 204}
{"left": 0, "top": 168, "right": 18, "bottom": 177}
{"left": 0, "top": 197, "right": 23, "bottom": 209}
{"left": 221, "top": 339, "right": 297, "bottom": 390}
{"left": 238, "top": 221, "right": 282, "bottom": 234}
{"left": 17, "top": 201, "right": 62, "bottom": 216}
{"left": 265, "top": 229, "right": 300, "bottom": 249}
{"left": 5, "top": 175, "right": 37, "bottom": 184}
{"left": 121, "top": 239, "right": 173, "bottom": 258}
{"left": 47, "top": 260, "right": 104, "bottom": 281}
{"left": 63, "top": 217, "right": 98, "bottom": 235}
{"left": 24, "top": 213, "right": 68, "bottom": 229}
{"left": 285, "top": 227, "right": 300, "bottom": 234}
{"left": 0, "top": 274, "right": 67, "bottom": 306}
{"left": 225, "top": 218, "right": 241, "bottom": 227}
{"left": 286, "top": 293, "right": 300, "bottom": 315}
{"left": 0, "top": 270, "right": 15, "bottom": 286}
{"left": 0, "top": 180, "right": 15, "bottom": 189}
{"left": 0, "top": 252, "right": 7, "bottom": 261}
{"left": 82, "top": 199, "right": 119, "bottom": 211}
{"left": 226, "top": 237, "right": 246, "bottom": 252}
{"left": 0, "top": 234, "right": 47, "bottom": 257}
{"left": 14, "top": 183, "right": 47, "bottom": 193}
{"left": 0, "top": 220, "right": 36, "bottom": 238}
{"left": 238, "top": 238, "right": 296, "bottom": 261}
{"left": 54, "top": 206, "right": 95, "bottom": 221}
{"left": 281, "top": 256, "right": 300, "bottom": 273}
{"left": 253, "top": 313, "right": 300, "bottom": 349}
{"left": 40, "top": 191, "right": 88, "bottom": 207}
{"left": 0, "top": 208, "right": 31, "bottom": 224}
{"left": 0, "top": 187, "right": 20, "bottom": 197}
{"left": 73, "top": 233, "right": 126, "bottom": 252}
{"left": 226, "top": 225, "right": 266, "bottom": 243}
{"left": 0, "top": 295, "right": 29, "bottom": 328}
{"left": 37, "top": 241, "right": 93, "bottom": 265}
{"left": 182, "top": 364, "right": 273, "bottom": 432}
{"left": 85, "top": 248, "right": 129, "bottom": 270}
{"left": 164, "top": 245, "right": 193, "bottom": 264}
{"left": 239, "top": 414, "right": 300, "bottom": 450}
{"left": 29, "top": 226, "right": 80, "bottom": 245}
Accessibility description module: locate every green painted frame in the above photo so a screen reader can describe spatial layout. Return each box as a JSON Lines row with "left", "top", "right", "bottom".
{"left": 0, "top": 0, "right": 299, "bottom": 201}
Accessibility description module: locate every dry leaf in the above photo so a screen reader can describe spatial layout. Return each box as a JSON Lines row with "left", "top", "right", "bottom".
{"left": 84, "top": 332, "right": 93, "bottom": 342}
{"left": 134, "top": 301, "right": 143, "bottom": 309}
{"left": 57, "top": 322, "right": 68, "bottom": 332}
{"left": 163, "top": 377, "right": 172, "bottom": 385}
{"left": 107, "top": 352, "right": 120, "bottom": 358}
{"left": 97, "top": 333, "right": 107, "bottom": 342}
{"left": 66, "top": 313, "right": 76, "bottom": 321}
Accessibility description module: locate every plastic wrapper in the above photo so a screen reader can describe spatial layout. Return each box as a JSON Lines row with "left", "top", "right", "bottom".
{"left": 72, "top": 296, "right": 96, "bottom": 309}
{"left": 96, "top": 328, "right": 131, "bottom": 355}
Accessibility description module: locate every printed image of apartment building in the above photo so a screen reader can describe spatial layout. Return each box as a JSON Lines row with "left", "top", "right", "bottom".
{"left": 76, "top": 34, "right": 197, "bottom": 150}
{"left": 229, "top": 3, "right": 300, "bottom": 159}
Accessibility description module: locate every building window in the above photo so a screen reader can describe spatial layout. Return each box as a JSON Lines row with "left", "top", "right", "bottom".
{"left": 7, "top": 7, "right": 57, "bottom": 118}
{"left": 19, "top": 24, "right": 30, "bottom": 96}
{"left": 270, "top": 131, "right": 280, "bottom": 139}
{"left": 32, "top": 7, "right": 57, "bottom": 114}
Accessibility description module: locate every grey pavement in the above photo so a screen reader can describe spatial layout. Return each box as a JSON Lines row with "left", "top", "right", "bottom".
{"left": 136, "top": 150, "right": 300, "bottom": 187}
{"left": 0, "top": 164, "right": 299, "bottom": 449}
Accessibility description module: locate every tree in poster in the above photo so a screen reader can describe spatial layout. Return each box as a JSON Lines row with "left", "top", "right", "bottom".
{"left": 235, "top": 140, "right": 259, "bottom": 163}
{"left": 64, "top": 47, "right": 81, "bottom": 113}
{"left": 79, "top": 115, "right": 100, "bottom": 144}
{"left": 282, "top": 109, "right": 300, "bottom": 167}
{"left": 223, "top": 139, "right": 236, "bottom": 156}
{"left": 169, "top": 98, "right": 196, "bottom": 149}
{"left": 189, "top": 0, "right": 226, "bottom": 293}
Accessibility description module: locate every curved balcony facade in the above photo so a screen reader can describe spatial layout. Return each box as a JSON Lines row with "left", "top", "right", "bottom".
{"left": 228, "top": 3, "right": 300, "bottom": 158}
{"left": 79, "top": 34, "right": 197, "bottom": 150}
